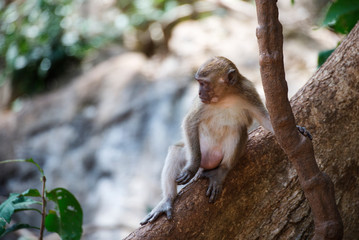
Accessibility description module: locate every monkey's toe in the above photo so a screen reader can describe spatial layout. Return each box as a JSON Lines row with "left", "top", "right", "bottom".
{"left": 206, "top": 182, "right": 222, "bottom": 203}
{"left": 140, "top": 214, "right": 153, "bottom": 225}
{"left": 140, "top": 211, "right": 166, "bottom": 225}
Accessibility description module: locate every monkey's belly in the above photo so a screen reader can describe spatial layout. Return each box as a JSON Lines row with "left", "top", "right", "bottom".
{"left": 200, "top": 146, "right": 224, "bottom": 170}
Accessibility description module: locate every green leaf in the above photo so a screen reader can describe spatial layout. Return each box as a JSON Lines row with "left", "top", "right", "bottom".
{"left": 322, "top": 0, "right": 359, "bottom": 34}
{"left": 0, "top": 223, "right": 39, "bottom": 238}
{"left": 333, "top": 10, "right": 359, "bottom": 34}
{"left": 0, "top": 194, "right": 17, "bottom": 225}
{"left": 21, "top": 188, "right": 42, "bottom": 198}
{"left": 12, "top": 195, "right": 41, "bottom": 211}
{"left": 45, "top": 210, "right": 60, "bottom": 233}
{"left": 318, "top": 48, "right": 335, "bottom": 67}
{"left": 0, "top": 218, "right": 6, "bottom": 237}
{"left": 45, "top": 188, "right": 83, "bottom": 240}
{"left": 0, "top": 192, "right": 41, "bottom": 236}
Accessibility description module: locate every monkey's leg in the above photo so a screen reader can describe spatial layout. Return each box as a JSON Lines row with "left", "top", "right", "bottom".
{"left": 203, "top": 128, "right": 248, "bottom": 203}
{"left": 140, "top": 143, "right": 186, "bottom": 225}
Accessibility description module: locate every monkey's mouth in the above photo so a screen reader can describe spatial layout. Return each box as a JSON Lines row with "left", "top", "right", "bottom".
{"left": 199, "top": 97, "right": 211, "bottom": 104}
{"left": 200, "top": 96, "right": 218, "bottom": 104}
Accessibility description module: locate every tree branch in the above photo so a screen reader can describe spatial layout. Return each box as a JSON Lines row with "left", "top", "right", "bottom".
{"left": 254, "top": 0, "right": 343, "bottom": 239}
{"left": 39, "top": 176, "right": 46, "bottom": 240}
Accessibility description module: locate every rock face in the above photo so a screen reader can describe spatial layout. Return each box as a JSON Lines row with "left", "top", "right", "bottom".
{"left": 0, "top": 52, "right": 197, "bottom": 239}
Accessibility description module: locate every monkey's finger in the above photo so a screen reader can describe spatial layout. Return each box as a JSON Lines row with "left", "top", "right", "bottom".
{"left": 176, "top": 172, "right": 191, "bottom": 184}
{"left": 304, "top": 129, "right": 313, "bottom": 140}
{"left": 175, "top": 174, "right": 186, "bottom": 184}
{"left": 176, "top": 173, "right": 185, "bottom": 182}
{"left": 296, "top": 125, "right": 313, "bottom": 140}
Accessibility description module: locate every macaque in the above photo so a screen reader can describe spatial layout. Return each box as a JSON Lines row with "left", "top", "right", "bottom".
{"left": 140, "top": 56, "right": 274, "bottom": 225}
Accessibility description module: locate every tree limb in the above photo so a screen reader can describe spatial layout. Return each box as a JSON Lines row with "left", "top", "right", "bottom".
{"left": 254, "top": 0, "right": 343, "bottom": 239}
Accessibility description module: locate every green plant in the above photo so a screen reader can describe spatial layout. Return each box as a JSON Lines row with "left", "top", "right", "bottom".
{"left": 0, "top": 0, "right": 113, "bottom": 103}
{"left": 318, "top": 0, "right": 359, "bottom": 66}
{"left": 0, "top": 159, "right": 83, "bottom": 240}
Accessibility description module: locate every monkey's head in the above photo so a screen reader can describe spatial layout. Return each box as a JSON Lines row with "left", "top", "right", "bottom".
{"left": 195, "top": 56, "right": 242, "bottom": 104}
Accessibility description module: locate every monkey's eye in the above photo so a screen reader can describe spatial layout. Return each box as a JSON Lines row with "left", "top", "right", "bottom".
{"left": 197, "top": 80, "right": 205, "bottom": 86}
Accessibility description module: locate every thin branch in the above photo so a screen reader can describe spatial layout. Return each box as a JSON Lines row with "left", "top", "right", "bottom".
{"left": 254, "top": 0, "right": 343, "bottom": 239}
{"left": 39, "top": 176, "right": 47, "bottom": 240}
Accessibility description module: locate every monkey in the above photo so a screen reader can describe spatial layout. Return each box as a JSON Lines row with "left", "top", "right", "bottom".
{"left": 140, "top": 56, "right": 274, "bottom": 225}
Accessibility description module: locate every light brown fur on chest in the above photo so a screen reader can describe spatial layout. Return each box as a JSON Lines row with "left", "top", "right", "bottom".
{"left": 198, "top": 96, "right": 252, "bottom": 169}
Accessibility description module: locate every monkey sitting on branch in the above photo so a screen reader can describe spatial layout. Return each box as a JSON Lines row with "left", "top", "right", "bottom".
{"left": 140, "top": 56, "right": 274, "bottom": 225}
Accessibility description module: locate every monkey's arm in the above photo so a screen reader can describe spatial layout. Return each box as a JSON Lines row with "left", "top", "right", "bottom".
{"left": 176, "top": 104, "right": 202, "bottom": 185}
{"left": 239, "top": 79, "right": 274, "bottom": 133}
{"left": 250, "top": 106, "right": 274, "bottom": 133}
{"left": 249, "top": 104, "right": 313, "bottom": 140}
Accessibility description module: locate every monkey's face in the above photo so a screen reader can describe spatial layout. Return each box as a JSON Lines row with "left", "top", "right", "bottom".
{"left": 195, "top": 57, "right": 240, "bottom": 104}
{"left": 197, "top": 78, "right": 218, "bottom": 104}
{"left": 195, "top": 72, "right": 230, "bottom": 104}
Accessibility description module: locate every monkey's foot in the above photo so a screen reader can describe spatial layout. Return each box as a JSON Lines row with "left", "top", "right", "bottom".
{"left": 140, "top": 198, "right": 173, "bottom": 225}
{"left": 206, "top": 180, "right": 223, "bottom": 203}
{"left": 201, "top": 170, "right": 225, "bottom": 203}
{"left": 296, "top": 125, "right": 313, "bottom": 140}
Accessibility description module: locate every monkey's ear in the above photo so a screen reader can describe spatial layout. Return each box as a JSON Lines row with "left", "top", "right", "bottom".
{"left": 226, "top": 68, "right": 237, "bottom": 85}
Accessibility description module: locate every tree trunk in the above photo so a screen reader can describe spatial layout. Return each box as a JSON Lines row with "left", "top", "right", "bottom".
{"left": 125, "top": 22, "right": 359, "bottom": 240}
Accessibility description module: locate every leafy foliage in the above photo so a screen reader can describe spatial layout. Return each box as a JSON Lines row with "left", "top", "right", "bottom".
{"left": 318, "top": 0, "right": 359, "bottom": 66}
{"left": 317, "top": 48, "right": 336, "bottom": 68}
{"left": 0, "top": 159, "right": 83, "bottom": 240}
{"left": 0, "top": 0, "right": 115, "bottom": 101}
{"left": 322, "top": 0, "right": 359, "bottom": 34}
{"left": 1, "top": 1, "right": 72, "bottom": 94}
{"left": 0, "top": 190, "right": 41, "bottom": 237}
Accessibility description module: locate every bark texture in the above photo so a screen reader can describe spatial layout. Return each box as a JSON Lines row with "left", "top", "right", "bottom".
{"left": 254, "top": 0, "right": 342, "bottom": 239}
{"left": 125, "top": 23, "right": 359, "bottom": 240}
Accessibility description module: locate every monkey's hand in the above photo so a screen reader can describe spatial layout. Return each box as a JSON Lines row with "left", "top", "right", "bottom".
{"left": 176, "top": 167, "right": 197, "bottom": 185}
{"left": 140, "top": 198, "right": 173, "bottom": 225}
{"left": 296, "top": 125, "right": 313, "bottom": 140}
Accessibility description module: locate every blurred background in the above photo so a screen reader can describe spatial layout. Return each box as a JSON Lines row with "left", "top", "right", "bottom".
{"left": 0, "top": 0, "right": 343, "bottom": 239}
